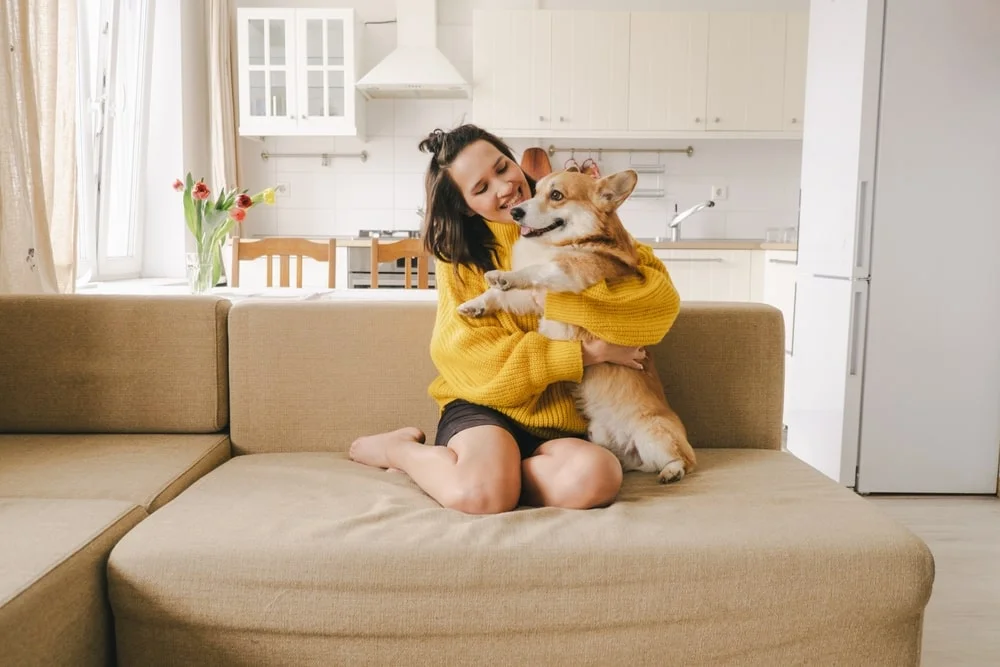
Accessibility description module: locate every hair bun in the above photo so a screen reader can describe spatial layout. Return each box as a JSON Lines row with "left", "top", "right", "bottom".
{"left": 419, "top": 128, "right": 447, "bottom": 156}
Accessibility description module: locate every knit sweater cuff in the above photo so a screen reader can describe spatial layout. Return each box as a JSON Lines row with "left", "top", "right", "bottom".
{"left": 544, "top": 339, "right": 584, "bottom": 385}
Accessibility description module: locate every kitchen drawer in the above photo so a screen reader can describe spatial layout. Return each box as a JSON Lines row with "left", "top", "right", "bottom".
{"left": 654, "top": 249, "right": 754, "bottom": 302}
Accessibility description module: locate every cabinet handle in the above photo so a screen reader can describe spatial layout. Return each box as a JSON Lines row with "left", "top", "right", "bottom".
{"left": 790, "top": 117, "right": 799, "bottom": 124}
{"left": 713, "top": 117, "right": 721, "bottom": 123}
{"left": 559, "top": 115, "right": 566, "bottom": 122}
{"left": 768, "top": 258, "right": 796, "bottom": 265}
{"left": 301, "top": 114, "right": 307, "bottom": 119}
{"left": 847, "top": 288, "right": 864, "bottom": 376}
{"left": 694, "top": 117, "right": 702, "bottom": 123}
{"left": 539, "top": 115, "right": 545, "bottom": 121}
{"left": 668, "top": 257, "right": 724, "bottom": 263}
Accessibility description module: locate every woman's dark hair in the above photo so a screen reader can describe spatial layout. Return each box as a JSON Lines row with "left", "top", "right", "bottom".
{"left": 418, "top": 124, "right": 535, "bottom": 274}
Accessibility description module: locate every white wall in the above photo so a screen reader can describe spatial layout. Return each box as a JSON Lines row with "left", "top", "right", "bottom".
{"left": 236, "top": 0, "right": 805, "bottom": 241}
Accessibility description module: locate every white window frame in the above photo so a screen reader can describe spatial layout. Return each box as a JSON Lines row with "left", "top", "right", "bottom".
{"left": 77, "top": 0, "right": 155, "bottom": 282}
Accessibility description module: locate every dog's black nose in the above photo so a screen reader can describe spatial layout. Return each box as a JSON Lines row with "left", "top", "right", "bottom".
{"left": 510, "top": 206, "right": 525, "bottom": 222}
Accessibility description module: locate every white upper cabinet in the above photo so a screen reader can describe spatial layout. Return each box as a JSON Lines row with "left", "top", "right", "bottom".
{"left": 551, "top": 11, "right": 630, "bottom": 132}
{"left": 237, "top": 8, "right": 364, "bottom": 137}
{"left": 706, "top": 12, "right": 787, "bottom": 132}
{"left": 473, "top": 9, "right": 808, "bottom": 138}
{"left": 474, "top": 10, "right": 629, "bottom": 133}
{"left": 473, "top": 10, "right": 551, "bottom": 132}
{"left": 782, "top": 12, "right": 809, "bottom": 131}
{"left": 628, "top": 13, "right": 709, "bottom": 132}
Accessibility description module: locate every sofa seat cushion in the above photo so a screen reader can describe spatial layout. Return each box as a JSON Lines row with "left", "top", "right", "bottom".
{"left": 107, "top": 449, "right": 934, "bottom": 666}
{"left": 0, "top": 434, "right": 230, "bottom": 511}
{"left": 0, "top": 498, "right": 146, "bottom": 667}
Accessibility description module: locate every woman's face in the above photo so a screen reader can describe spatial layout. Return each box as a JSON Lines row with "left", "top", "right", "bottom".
{"left": 447, "top": 140, "right": 529, "bottom": 223}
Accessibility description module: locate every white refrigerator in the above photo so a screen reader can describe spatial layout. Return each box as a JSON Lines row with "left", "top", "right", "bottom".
{"left": 785, "top": 0, "right": 1000, "bottom": 494}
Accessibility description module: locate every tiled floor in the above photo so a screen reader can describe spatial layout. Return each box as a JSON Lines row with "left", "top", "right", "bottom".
{"left": 868, "top": 495, "right": 1000, "bottom": 666}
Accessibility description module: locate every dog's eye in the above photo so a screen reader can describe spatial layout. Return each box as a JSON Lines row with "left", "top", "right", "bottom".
{"left": 550, "top": 190, "right": 563, "bottom": 201}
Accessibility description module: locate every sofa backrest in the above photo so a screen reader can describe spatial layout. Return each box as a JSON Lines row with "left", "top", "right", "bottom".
{"left": 0, "top": 295, "right": 230, "bottom": 433}
{"left": 228, "top": 300, "right": 784, "bottom": 454}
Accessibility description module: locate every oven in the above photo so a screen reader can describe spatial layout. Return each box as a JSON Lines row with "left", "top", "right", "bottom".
{"left": 347, "top": 230, "right": 436, "bottom": 289}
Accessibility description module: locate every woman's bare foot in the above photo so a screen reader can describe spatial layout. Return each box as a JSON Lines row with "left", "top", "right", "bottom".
{"left": 349, "top": 427, "right": 426, "bottom": 469}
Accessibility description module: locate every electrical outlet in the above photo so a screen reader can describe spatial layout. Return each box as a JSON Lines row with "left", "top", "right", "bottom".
{"left": 710, "top": 185, "right": 728, "bottom": 200}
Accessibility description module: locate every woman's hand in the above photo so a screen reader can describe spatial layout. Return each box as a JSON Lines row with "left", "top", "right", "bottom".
{"left": 582, "top": 339, "right": 647, "bottom": 370}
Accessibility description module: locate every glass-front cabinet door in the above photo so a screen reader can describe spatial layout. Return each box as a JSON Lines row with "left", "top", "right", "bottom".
{"left": 296, "top": 9, "right": 356, "bottom": 134}
{"left": 238, "top": 9, "right": 298, "bottom": 135}
{"left": 237, "top": 8, "right": 361, "bottom": 137}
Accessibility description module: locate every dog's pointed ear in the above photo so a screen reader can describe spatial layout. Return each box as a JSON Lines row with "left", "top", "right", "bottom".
{"left": 596, "top": 170, "right": 638, "bottom": 209}
{"left": 564, "top": 164, "right": 581, "bottom": 173}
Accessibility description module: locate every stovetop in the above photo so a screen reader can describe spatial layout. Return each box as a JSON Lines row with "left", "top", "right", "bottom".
{"left": 357, "top": 229, "right": 421, "bottom": 239}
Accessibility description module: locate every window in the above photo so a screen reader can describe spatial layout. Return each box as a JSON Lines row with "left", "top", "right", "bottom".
{"left": 76, "top": 0, "right": 154, "bottom": 282}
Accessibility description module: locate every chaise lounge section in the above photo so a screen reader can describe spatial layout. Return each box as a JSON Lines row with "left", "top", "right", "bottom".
{"left": 0, "top": 295, "right": 232, "bottom": 666}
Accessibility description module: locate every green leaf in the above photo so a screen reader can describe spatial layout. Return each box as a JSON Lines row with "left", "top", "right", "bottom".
{"left": 183, "top": 191, "right": 197, "bottom": 239}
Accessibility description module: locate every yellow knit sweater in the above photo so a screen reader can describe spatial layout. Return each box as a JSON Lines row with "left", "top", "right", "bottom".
{"left": 428, "top": 220, "right": 681, "bottom": 438}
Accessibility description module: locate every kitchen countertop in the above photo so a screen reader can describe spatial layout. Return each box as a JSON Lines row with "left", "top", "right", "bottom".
{"left": 255, "top": 235, "right": 797, "bottom": 252}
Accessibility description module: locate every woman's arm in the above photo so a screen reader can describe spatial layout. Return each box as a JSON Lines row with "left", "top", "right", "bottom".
{"left": 431, "top": 264, "right": 585, "bottom": 409}
{"left": 543, "top": 242, "right": 681, "bottom": 347}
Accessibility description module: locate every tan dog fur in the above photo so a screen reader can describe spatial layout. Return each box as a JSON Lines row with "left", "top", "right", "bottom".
{"left": 458, "top": 168, "right": 697, "bottom": 482}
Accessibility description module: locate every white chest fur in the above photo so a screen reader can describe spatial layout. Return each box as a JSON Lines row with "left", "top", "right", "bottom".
{"left": 511, "top": 238, "right": 557, "bottom": 272}
{"left": 509, "top": 238, "right": 580, "bottom": 342}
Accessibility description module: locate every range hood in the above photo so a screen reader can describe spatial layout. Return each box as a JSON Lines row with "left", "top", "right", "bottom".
{"left": 356, "top": 0, "right": 470, "bottom": 100}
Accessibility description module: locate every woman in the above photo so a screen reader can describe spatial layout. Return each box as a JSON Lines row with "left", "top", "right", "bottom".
{"left": 350, "top": 124, "right": 681, "bottom": 514}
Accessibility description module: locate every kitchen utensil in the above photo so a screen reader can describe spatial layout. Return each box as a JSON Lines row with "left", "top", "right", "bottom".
{"left": 520, "top": 147, "right": 552, "bottom": 182}
{"left": 580, "top": 157, "right": 602, "bottom": 179}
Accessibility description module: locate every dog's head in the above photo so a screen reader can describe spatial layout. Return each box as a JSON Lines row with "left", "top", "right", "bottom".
{"left": 510, "top": 168, "right": 638, "bottom": 245}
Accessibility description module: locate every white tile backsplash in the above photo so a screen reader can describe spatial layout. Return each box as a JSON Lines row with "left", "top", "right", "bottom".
{"left": 241, "top": 118, "right": 802, "bottom": 240}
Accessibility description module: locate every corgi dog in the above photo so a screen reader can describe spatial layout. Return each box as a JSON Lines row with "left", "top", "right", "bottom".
{"left": 458, "top": 168, "right": 697, "bottom": 483}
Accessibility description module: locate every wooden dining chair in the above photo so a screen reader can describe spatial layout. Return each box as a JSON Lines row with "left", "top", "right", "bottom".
{"left": 230, "top": 237, "right": 337, "bottom": 288}
{"left": 370, "top": 237, "right": 429, "bottom": 289}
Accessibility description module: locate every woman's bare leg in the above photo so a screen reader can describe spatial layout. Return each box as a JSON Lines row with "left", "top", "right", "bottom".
{"left": 521, "top": 438, "right": 623, "bottom": 509}
{"left": 350, "top": 425, "right": 522, "bottom": 514}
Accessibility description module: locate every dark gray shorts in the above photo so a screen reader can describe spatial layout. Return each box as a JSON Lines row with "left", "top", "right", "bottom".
{"left": 434, "top": 400, "right": 547, "bottom": 459}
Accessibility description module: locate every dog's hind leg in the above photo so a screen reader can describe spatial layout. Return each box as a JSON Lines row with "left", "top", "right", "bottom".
{"left": 631, "top": 417, "right": 697, "bottom": 484}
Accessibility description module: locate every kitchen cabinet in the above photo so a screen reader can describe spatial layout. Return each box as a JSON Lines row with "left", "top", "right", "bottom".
{"left": 472, "top": 10, "right": 552, "bottom": 132}
{"left": 550, "top": 11, "right": 631, "bottom": 132}
{"left": 628, "top": 13, "right": 709, "bottom": 132}
{"left": 473, "top": 10, "right": 629, "bottom": 133}
{"left": 654, "top": 249, "right": 754, "bottom": 302}
{"left": 236, "top": 8, "right": 364, "bottom": 137}
{"left": 706, "top": 12, "right": 787, "bottom": 132}
{"left": 782, "top": 12, "right": 809, "bottom": 132}
{"left": 761, "top": 250, "right": 797, "bottom": 355}
{"left": 473, "top": 10, "right": 807, "bottom": 138}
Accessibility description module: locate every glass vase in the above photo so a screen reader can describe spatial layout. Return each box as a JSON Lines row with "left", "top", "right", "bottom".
{"left": 185, "top": 251, "right": 216, "bottom": 295}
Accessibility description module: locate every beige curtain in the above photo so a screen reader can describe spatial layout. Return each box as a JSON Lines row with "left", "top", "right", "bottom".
{"left": 0, "top": 0, "right": 78, "bottom": 293}
{"left": 206, "top": 0, "right": 242, "bottom": 237}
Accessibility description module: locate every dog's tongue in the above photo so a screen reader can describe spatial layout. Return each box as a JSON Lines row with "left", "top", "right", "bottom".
{"left": 519, "top": 225, "right": 532, "bottom": 237}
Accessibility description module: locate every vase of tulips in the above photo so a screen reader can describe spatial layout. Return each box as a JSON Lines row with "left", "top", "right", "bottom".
{"left": 173, "top": 173, "right": 276, "bottom": 294}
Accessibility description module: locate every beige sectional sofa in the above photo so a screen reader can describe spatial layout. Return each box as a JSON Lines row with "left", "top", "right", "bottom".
{"left": 0, "top": 295, "right": 935, "bottom": 666}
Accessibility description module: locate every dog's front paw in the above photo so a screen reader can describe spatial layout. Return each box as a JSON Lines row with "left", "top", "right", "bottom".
{"left": 484, "top": 270, "right": 515, "bottom": 291}
{"left": 657, "top": 459, "right": 687, "bottom": 484}
{"left": 458, "top": 299, "right": 488, "bottom": 318}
